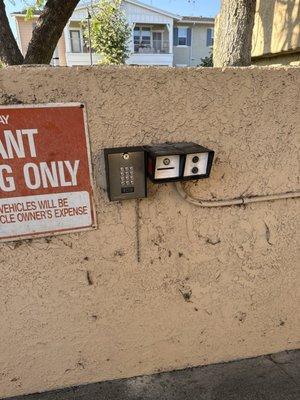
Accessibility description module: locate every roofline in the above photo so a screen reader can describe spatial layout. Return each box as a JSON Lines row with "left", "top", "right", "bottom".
{"left": 177, "top": 20, "right": 215, "bottom": 25}
{"left": 76, "top": 0, "right": 181, "bottom": 19}
{"left": 11, "top": 13, "right": 40, "bottom": 17}
{"left": 124, "top": 0, "right": 181, "bottom": 19}
{"left": 11, "top": 1, "right": 214, "bottom": 23}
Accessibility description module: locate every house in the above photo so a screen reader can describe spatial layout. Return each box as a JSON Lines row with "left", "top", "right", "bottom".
{"left": 12, "top": 0, "right": 214, "bottom": 67}
{"left": 251, "top": 0, "right": 300, "bottom": 66}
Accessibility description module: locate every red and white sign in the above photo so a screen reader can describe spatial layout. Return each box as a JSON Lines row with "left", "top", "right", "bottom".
{"left": 0, "top": 103, "right": 96, "bottom": 242}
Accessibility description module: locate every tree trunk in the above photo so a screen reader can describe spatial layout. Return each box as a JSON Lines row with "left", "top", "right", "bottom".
{"left": 24, "top": 0, "right": 80, "bottom": 65}
{"left": 0, "top": 0, "right": 24, "bottom": 65}
{"left": 214, "top": 0, "right": 257, "bottom": 67}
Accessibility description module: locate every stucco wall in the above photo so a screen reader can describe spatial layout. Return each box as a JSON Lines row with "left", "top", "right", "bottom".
{"left": 252, "top": 51, "right": 300, "bottom": 66}
{"left": 215, "top": 0, "right": 300, "bottom": 65}
{"left": 252, "top": 0, "right": 300, "bottom": 57}
{"left": 0, "top": 66, "right": 299, "bottom": 399}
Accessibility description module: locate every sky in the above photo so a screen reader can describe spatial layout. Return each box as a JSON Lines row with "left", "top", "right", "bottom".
{"left": 5, "top": 0, "right": 221, "bottom": 36}
{"left": 135, "top": 0, "right": 220, "bottom": 17}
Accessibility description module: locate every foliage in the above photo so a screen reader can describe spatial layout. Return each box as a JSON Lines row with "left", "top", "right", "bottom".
{"left": 199, "top": 50, "right": 213, "bottom": 67}
{"left": 25, "top": 0, "right": 45, "bottom": 20}
{"left": 8, "top": 0, "right": 45, "bottom": 20}
{"left": 87, "top": 0, "right": 131, "bottom": 65}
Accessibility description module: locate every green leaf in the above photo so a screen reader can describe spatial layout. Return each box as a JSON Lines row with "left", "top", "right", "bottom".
{"left": 84, "top": 0, "right": 131, "bottom": 65}
{"left": 25, "top": 0, "right": 45, "bottom": 21}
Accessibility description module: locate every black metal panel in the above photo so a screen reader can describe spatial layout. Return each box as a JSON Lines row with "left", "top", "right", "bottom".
{"left": 104, "top": 146, "right": 147, "bottom": 201}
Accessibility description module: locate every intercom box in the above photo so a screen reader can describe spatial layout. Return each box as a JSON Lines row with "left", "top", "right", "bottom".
{"left": 172, "top": 142, "right": 215, "bottom": 180}
{"left": 104, "top": 146, "right": 147, "bottom": 201}
{"left": 144, "top": 142, "right": 214, "bottom": 183}
{"left": 143, "top": 143, "right": 185, "bottom": 183}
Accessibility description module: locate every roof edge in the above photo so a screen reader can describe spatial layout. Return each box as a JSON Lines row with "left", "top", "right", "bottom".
{"left": 124, "top": 0, "right": 181, "bottom": 19}
{"left": 76, "top": 0, "right": 181, "bottom": 19}
{"left": 11, "top": 12, "right": 41, "bottom": 17}
{"left": 11, "top": 1, "right": 215, "bottom": 23}
{"left": 177, "top": 20, "right": 215, "bottom": 25}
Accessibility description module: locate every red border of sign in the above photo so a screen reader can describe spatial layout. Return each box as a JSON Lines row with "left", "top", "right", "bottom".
{"left": 0, "top": 102, "right": 97, "bottom": 243}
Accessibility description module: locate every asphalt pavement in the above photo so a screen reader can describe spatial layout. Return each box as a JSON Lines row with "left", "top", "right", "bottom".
{"left": 7, "top": 350, "right": 300, "bottom": 400}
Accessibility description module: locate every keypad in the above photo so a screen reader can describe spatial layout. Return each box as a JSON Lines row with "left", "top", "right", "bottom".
{"left": 120, "top": 166, "right": 134, "bottom": 186}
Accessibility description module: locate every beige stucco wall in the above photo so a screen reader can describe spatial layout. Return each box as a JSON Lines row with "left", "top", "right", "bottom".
{"left": 252, "top": 0, "right": 300, "bottom": 59}
{"left": 0, "top": 66, "right": 299, "bottom": 398}
{"left": 253, "top": 51, "right": 300, "bottom": 66}
{"left": 14, "top": 16, "right": 67, "bottom": 66}
{"left": 215, "top": 0, "right": 300, "bottom": 65}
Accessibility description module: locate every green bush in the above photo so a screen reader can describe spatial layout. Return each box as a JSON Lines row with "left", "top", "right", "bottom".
{"left": 199, "top": 50, "right": 213, "bottom": 67}
{"left": 87, "top": 0, "right": 131, "bottom": 65}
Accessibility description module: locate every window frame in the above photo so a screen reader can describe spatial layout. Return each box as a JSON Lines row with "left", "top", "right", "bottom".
{"left": 133, "top": 26, "right": 153, "bottom": 52}
{"left": 133, "top": 25, "right": 153, "bottom": 54}
{"left": 177, "top": 27, "right": 189, "bottom": 47}
{"left": 141, "top": 27, "right": 151, "bottom": 47}
{"left": 207, "top": 28, "right": 214, "bottom": 47}
{"left": 152, "top": 30, "right": 164, "bottom": 52}
{"left": 69, "top": 29, "right": 83, "bottom": 53}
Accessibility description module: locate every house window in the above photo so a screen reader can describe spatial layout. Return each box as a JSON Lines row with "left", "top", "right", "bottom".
{"left": 178, "top": 28, "right": 188, "bottom": 46}
{"left": 152, "top": 31, "right": 163, "bottom": 52}
{"left": 134, "top": 27, "right": 141, "bottom": 52}
{"left": 134, "top": 27, "right": 151, "bottom": 52}
{"left": 70, "top": 30, "right": 82, "bottom": 53}
{"left": 207, "top": 28, "right": 214, "bottom": 47}
{"left": 141, "top": 27, "right": 151, "bottom": 46}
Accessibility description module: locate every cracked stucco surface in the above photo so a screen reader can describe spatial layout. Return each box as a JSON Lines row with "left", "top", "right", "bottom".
{"left": 0, "top": 66, "right": 299, "bottom": 398}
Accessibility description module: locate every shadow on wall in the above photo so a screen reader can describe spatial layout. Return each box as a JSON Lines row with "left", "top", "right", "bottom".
{"left": 253, "top": 0, "right": 300, "bottom": 56}
{"left": 282, "top": 0, "right": 300, "bottom": 52}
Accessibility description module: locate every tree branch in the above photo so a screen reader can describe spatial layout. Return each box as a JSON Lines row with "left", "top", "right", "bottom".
{"left": 0, "top": 0, "right": 24, "bottom": 65}
{"left": 24, "top": 0, "right": 80, "bottom": 64}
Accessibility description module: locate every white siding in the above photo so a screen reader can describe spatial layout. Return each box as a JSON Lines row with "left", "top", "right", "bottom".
{"left": 123, "top": 2, "right": 174, "bottom": 25}
{"left": 69, "top": 8, "right": 89, "bottom": 21}
{"left": 66, "top": 53, "right": 101, "bottom": 66}
{"left": 127, "top": 53, "right": 173, "bottom": 66}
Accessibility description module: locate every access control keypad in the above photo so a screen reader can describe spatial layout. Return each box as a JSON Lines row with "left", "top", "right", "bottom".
{"left": 104, "top": 147, "right": 147, "bottom": 201}
{"left": 120, "top": 166, "right": 134, "bottom": 187}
